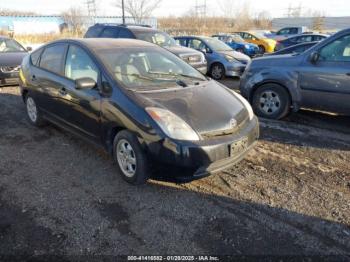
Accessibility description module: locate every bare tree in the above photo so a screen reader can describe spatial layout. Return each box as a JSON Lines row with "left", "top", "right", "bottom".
{"left": 114, "top": 0, "right": 162, "bottom": 23}
{"left": 61, "top": 7, "right": 86, "bottom": 36}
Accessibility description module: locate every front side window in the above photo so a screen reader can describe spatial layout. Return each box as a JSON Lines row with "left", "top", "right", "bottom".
{"left": 99, "top": 47, "right": 206, "bottom": 90}
{"left": 319, "top": 34, "right": 350, "bottom": 62}
{"left": 0, "top": 38, "right": 26, "bottom": 53}
{"left": 40, "top": 44, "right": 67, "bottom": 75}
{"left": 189, "top": 39, "right": 206, "bottom": 50}
{"left": 176, "top": 38, "right": 187, "bottom": 47}
{"left": 65, "top": 45, "right": 99, "bottom": 82}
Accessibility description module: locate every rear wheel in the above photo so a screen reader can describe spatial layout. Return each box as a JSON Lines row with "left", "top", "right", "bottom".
{"left": 210, "top": 63, "right": 225, "bottom": 80}
{"left": 25, "top": 95, "right": 46, "bottom": 127}
{"left": 252, "top": 84, "right": 291, "bottom": 120}
{"left": 113, "top": 130, "right": 150, "bottom": 185}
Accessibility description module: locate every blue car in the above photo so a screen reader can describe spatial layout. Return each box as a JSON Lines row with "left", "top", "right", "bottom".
{"left": 175, "top": 36, "right": 251, "bottom": 80}
{"left": 212, "top": 34, "right": 259, "bottom": 57}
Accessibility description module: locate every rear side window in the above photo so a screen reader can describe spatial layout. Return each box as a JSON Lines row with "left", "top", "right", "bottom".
{"left": 30, "top": 49, "right": 42, "bottom": 66}
{"left": 85, "top": 26, "right": 104, "bottom": 38}
{"left": 118, "top": 28, "right": 134, "bottom": 38}
{"left": 100, "top": 27, "right": 119, "bottom": 38}
{"left": 39, "top": 44, "right": 66, "bottom": 75}
{"left": 176, "top": 38, "right": 187, "bottom": 47}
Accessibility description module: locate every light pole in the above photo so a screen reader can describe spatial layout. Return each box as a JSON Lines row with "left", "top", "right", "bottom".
{"left": 122, "top": 0, "right": 126, "bottom": 24}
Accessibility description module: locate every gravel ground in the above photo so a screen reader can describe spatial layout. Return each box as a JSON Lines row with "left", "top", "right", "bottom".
{"left": 0, "top": 84, "right": 349, "bottom": 260}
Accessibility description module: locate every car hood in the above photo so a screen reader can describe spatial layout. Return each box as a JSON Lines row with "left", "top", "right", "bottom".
{"left": 252, "top": 54, "right": 300, "bottom": 66}
{"left": 0, "top": 52, "right": 28, "bottom": 67}
{"left": 165, "top": 45, "right": 202, "bottom": 56}
{"left": 218, "top": 50, "right": 251, "bottom": 63}
{"left": 134, "top": 80, "right": 248, "bottom": 134}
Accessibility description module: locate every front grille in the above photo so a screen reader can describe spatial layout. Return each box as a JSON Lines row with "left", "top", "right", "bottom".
{"left": 0, "top": 66, "right": 20, "bottom": 73}
{"left": 200, "top": 109, "right": 249, "bottom": 140}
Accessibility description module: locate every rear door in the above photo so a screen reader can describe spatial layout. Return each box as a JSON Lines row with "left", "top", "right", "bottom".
{"left": 30, "top": 43, "right": 68, "bottom": 120}
{"left": 59, "top": 44, "right": 102, "bottom": 140}
{"left": 299, "top": 33, "right": 350, "bottom": 114}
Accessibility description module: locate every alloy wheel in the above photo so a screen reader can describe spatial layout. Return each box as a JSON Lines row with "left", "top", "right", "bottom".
{"left": 116, "top": 139, "right": 137, "bottom": 178}
{"left": 26, "top": 97, "right": 38, "bottom": 123}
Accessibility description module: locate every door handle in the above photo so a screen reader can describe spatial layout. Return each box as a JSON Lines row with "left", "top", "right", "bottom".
{"left": 346, "top": 73, "right": 350, "bottom": 76}
{"left": 31, "top": 75, "right": 36, "bottom": 81}
{"left": 59, "top": 87, "right": 67, "bottom": 96}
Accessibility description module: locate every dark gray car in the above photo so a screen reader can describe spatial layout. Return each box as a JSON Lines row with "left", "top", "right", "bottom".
{"left": 0, "top": 36, "right": 28, "bottom": 86}
{"left": 240, "top": 28, "right": 350, "bottom": 119}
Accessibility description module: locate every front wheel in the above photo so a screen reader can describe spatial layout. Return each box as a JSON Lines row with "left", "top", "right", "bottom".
{"left": 252, "top": 84, "right": 291, "bottom": 120}
{"left": 210, "top": 63, "right": 225, "bottom": 80}
{"left": 113, "top": 130, "right": 150, "bottom": 185}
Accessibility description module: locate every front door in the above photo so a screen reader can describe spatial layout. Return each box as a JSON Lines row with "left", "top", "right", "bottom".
{"left": 59, "top": 44, "right": 102, "bottom": 141}
{"left": 299, "top": 33, "right": 350, "bottom": 114}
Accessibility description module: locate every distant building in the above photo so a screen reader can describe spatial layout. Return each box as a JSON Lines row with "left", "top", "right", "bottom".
{"left": 272, "top": 16, "right": 350, "bottom": 32}
{"left": 0, "top": 15, "right": 157, "bottom": 35}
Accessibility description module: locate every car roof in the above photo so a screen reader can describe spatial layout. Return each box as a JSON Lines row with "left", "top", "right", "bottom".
{"left": 93, "top": 24, "right": 158, "bottom": 33}
{"left": 51, "top": 38, "right": 157, "bottom": 50}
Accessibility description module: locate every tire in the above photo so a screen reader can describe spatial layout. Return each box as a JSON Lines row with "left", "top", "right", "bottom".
{"left": 210, "top": 63, "right": 225, "bottom": 80}
{"left": 113, "top": 130, "right": 150, "bottom": 185}
{"left": 258, "top": 45, "right": 266, "bottom": 54}
{"left": 252, "top": 84, "right": 291, "bottom": 120}
{"left": 25, "top": 94, "right": 46, "bottom": 127}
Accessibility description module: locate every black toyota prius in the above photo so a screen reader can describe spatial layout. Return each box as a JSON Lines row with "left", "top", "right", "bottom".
{"left": 20, "top": 38, "right": 259, "bottom": 185}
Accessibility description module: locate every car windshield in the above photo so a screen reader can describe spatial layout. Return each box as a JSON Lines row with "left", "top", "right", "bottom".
{"left": 99, "top": 47, "right": 207, "bottom": 91}
{"left": 203, "top": 38, "right": 233, "bottom": 51}
{"left": 134, "top": 31, "right": 177, "bottom": 48}
{"left": 0, "top": 38, "right": 26, "bottom": 53}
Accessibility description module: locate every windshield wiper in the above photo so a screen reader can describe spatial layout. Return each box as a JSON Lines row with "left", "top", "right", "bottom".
{"left": 148, "top": 71, "right": 205, "bottom": 81}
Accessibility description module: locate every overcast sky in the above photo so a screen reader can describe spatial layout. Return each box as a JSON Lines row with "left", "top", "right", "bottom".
{"left": 1, "top": 0, "right": 350, "bottom": 17}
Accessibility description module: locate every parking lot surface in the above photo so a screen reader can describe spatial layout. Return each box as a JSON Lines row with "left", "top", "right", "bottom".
{"left": 0, "top": 84, "right": 350, "bottom": 258}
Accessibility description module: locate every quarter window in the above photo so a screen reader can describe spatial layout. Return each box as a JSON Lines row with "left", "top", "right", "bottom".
{"left": 65, "top": 45, "right": 99, "bottom": 82}
{"left": 39, "top": 44, "right": 66, "bottom": 75}
{"left": 319, "top": 34, "right": 350, "bottom": 62}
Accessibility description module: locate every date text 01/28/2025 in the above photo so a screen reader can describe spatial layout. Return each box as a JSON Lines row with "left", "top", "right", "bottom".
{"left": 127, "top": 256, "right": 220, "bottom": 261}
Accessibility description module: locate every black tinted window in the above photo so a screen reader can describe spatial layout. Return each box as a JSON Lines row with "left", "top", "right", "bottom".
{"left": 85, "top": 26, "right": 103, "bottom": 38}
{"left": 118, "top": 28, "right": 134, "bottom": 38}
{"left": 101, "top": 27, "right": 119, "bottom": 38}
{"left": 40, "top": 44, "right": 66, "bottom": 75}
{"left": 30, "top": 49, "right": 42, "bottom": 66}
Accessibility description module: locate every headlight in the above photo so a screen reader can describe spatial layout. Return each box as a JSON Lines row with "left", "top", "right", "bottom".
{"left": 231, "top": 92, "right": 255, "bottom": 121}
{"left": 146, "top": 107, "right": 200, "bottom": 141}
{"left": 224, "top": 54, "right": 237, "bottom": 63}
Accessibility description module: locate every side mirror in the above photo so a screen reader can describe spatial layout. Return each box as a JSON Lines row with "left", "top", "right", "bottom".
{"left": 310, "top": 52, "right": 320, "bottom": 64}
{"left": 26, "top": 46, "right": 32, "bottom": 52}
{"left": 75, "top": 77, "right": 96, "bottom": 90}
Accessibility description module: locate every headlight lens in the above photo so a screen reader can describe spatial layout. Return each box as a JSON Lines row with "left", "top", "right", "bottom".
{"left": 231, "top": 92, "right": 255, "bottom": 121}
{"left": 146, "top": 107, "right": 200, "bottom": 141}
{"left": 224, "top": 54, "right": 237, "bottom": 63}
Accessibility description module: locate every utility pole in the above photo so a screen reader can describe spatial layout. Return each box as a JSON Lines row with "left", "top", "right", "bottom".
{"left": 122, "top": 0, "right": 126, "bottom": 24}
{"left": 86, "top": 0, "right": 97, "bottom": 23}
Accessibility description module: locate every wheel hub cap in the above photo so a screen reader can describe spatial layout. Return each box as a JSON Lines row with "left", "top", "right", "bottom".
{"left": 116, "top": 139, "right": 137, "bottom": 178}
{"left": 259, "top": 91, "right": 281, "bottom": 115}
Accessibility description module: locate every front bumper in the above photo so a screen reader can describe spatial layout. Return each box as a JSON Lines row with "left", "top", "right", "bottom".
{"left": 225, "top": 63, "right": 247, "bottom": 77}
{"left": 147, "top": 117, "right": 259, "bottom": 180}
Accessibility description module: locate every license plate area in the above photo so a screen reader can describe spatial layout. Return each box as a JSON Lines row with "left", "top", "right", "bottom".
{"left": 230, "top": 137, "right": 248, "bottom": 156}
